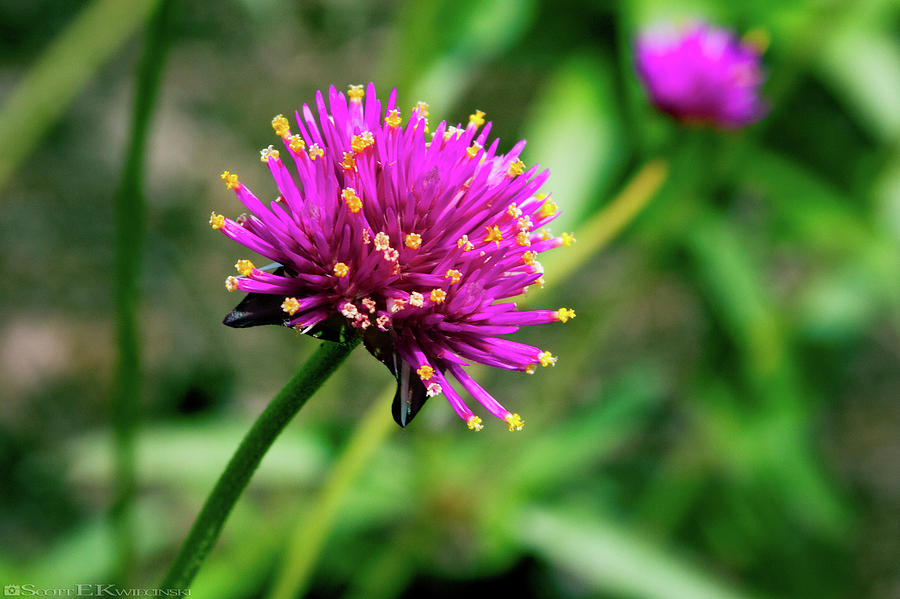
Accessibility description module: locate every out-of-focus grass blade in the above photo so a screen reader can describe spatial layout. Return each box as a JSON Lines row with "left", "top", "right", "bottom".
{"left": 515, "top": 507, "right": 752, "bottom": 599}
{"left": 66, "top": 423, "right": 329, "bottom": 491}
{"left": 522, "top": 54, "right": 627, "bottom": 231}
{"left": 818, "top": 4, "right": 900, "bottom": 143}
{"left": 395, "top": 0, "right": 537, "bottom": 115}
{"left": 0, "top": 0, "right": 159, "bottom": 191}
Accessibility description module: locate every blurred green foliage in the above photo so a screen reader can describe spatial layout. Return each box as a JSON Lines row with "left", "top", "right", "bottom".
{"left": 0, "top": 0, "right": 898, "bottom": 598}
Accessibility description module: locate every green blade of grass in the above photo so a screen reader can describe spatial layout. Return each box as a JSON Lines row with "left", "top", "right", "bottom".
{"left": 0, "top": 0, "right": 159, "bottom": 191}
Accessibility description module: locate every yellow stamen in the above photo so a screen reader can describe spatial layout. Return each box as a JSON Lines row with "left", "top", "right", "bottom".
{"left": 288, "top": 134, "right": 306, "bottom": 154}
{"left": 271, "top": 114, "right": 290, "bottom": 138}
{"left": 457, "top": 235, "right": 474, "bottom": 251}
{"left": 466, "top": 143, "right": 482, "bottom": 158}
{"left": 409, "top": 292, "right": 424, "bottom": 307}
{"left": 467, "top": 416, "right": 484, "bottom": 431}
{"left": 220, "top": 170, "right": 239, "bottom": 190}
{"left": 538, "top": 351, "right": 557, "bottom": 367}
{"left": 209, "top": 212, "right": 225, "bottom": 230}
{"left": 342, "top": 188, "right": 362, "bottom": 213}
{"left": 430, "top": 288, "right": 447, "bottom": 304}
{"left": 525, "top": 364, "right": 536, "bottom": 375}
{"left": 538, "top": 201, "right": 558, "bottom": 219}
{"left": 416, "top": 365, "right": 434, "bottom": 381}
{"left": 504, "top": 413, "right": 524, "bottom": 432}
{"left": 350, "top": 131, "right": 375, "bottom": 153}
{"left": 282, "top": 297, "right": 301, "bottom": 315}
{"left": 535, "top": 192, "right": 547, "bottom": 201}
{"left": 333, "top": 262, "right": 349, "bottom": 278}
{"left": 385, "top": 109, "right": 402, "bottom": 128}
{"left": 445, "top": 269, "right": 461, "bottom": 284}
{"left": 522, "top": 251, "right": 536, "bottom": 265}
{"left": 340, "top": 152, "right": 356, "bottom": 170}
{"left": 414, "top": 101, "right": 429, "bottom": 118}
{"left": 534, "top": 277, "right": 545, "bottom": 288}
{"left": 469, "top": 109, "right": 485, "bottom": 127}
{"left": 516, "top": 231, "right": 531, "bottom": 246}
{"left": 517, "top": 216, "right": 533, "bottom": 231}
{"left": 484, "top": 225, "right": 503, "bottom": 244}
{"left": 538, "top": 228, "right": 552, "bottom": 241}
{"left": 426, "top": 382, "right": 442, "bottom": 397}
{"left": 405, "top": 233, "right": 422, "bottom": 249}
{"left": 260, "top": 145, "right": 280, "bottom": 162}
{"left": 234, "top": 259, "right": 255, "bottom": 276}
{"left": 561, "top": 232, "right": 576, "bottom": 247}
{"left": 507, "top": 159, "right": 525, "bottom": 177}
{"left": 347, "top": 84, "right": 365, "bottom": 101}
{"left": 556, "top": 307, "right": 575, "bottom": 323}
{"left": 507, "top": 203, "right": 522, "bottom": 218}
{"left": 308, "top": 144, "right": 324, "bottom": 160}
{"left": 374, "top": 232, "right": 390, "bottom": 251}
{"left": 225, "top": 276, "right": 239, "bottom": 292}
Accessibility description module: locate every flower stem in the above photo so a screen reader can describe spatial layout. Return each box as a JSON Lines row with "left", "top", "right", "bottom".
{"left": 111, "top": 0, "right": 177, "bottom": 582}
{"left": 161, "top": 338, "right": 361, "bottom": 590}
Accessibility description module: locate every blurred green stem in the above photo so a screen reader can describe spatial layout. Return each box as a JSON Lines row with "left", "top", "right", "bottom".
{"left": 162, "top": 338, "right": 361, "bottom": 590}
{"left": 267, "top": 388, "right": 395, "bottom": 599}
{"left": 265, "top": 159, "right": 669, "bottom": 598}
{"left": 111, "top": 0, "right": 177, "bottom": 582}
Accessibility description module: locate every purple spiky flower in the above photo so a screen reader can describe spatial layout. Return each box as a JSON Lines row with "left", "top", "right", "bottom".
{"left": 210, "top": 83, "right": 576, "bottom": 431}
{"left": 634, "top": 22, "right": 767, "bottom": 129}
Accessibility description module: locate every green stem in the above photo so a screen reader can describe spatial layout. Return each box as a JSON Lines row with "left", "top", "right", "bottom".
{"left": 111, "top": 0, "right": 177, "bottom": 582}
{"left": 162, "top": 338, "right": 361, "bottom": 590}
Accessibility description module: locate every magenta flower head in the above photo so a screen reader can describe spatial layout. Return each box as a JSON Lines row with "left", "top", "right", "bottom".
{"left": 210, "top": 83, "right": 576, "bottom": 431}
{"left": 634, "top": 22, "right": 767, "bottom": 129}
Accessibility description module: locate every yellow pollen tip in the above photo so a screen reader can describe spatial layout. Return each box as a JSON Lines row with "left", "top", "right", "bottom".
{"left": 561, "top": 232, "right": 576, "bottom": 247}
{"left": 225, "top": 276, "right": 239, "bottom": 292}
{"left": 340, "top": 151, "right": 356, "bottom": 170}
{"left": 405, "top": 233, "right": 422, "bottom": 249}
{"left": 445, "top": 269, "right": 461, "bottom": 284}
{"left": 271, "top": 114, "right": 290, "bottom": 138}
{"left": 342, "top": 188, "right": 362, "bottom": 213}
{"left": 535, "top": 192, "right": 547, "bottom": 201}
{"left": 538, "top": 201, "right": 558, "bottom": 219}
{"left": 430, "top": 288, "right": 447, "bottom": 304}
{"left": 484, "top": 225, "right": 503, "bottom": 244}
{"left": 220, "top": 170, "right": 239, "bottom": 190}
{"left": 414, "top": 101, "right": 429, "bottom": 118}
{"left": 385, "top": 109, "right": 402, "bottom": 128}
{"left": 308, "top": 144, "right": 324, "bottom": 160}
{"left": 288, "top": 135, "right": 306, "bottom": 154}
{"left": 466, "top": 143, "right": 482, "bottom": 158}
{"left": 333, "top": 262, "right": 349, "bottom": 278}
{"left": 469, "top": 109, "right": 485, "bottom": 126}
{"left": 457, "top": 235, "right": 474, "bottom": 251}
{"left": 522, "top": 251, "right": 536, "bottom": 265}
{"left": 409, "top": 291, "right": 425, "bottom": 307}
{"left": 350, "top": 131, "right": 375, "bottom": 153}
{"left": 534, "top": 277, "right": 545, "bottom": 288}
{"left": 556, "top": 308, "right": 575, "bottom": 323}
{"left": 467, "top": 416, "right": 484, "bottom": 431}
{"left": 504, "top": 413, "right": 525, "bottom": 432}
{"left": 416, "top": 365, "right": 434, "bottom": 380}
{"left": 209, "top": 211, "right": 225, "bottom": 230}
{"left": 260, "top": 145, "right": 280, "bottom": 162}
{"left": 507, "top": 159, "right": 526, "bottom": 177}
{"left": 281, "top": 297, "right": 301, "bottom": 315}
{"left": 507, "top": 203, "right": 522, "bottom": 218}
{"left": 234, "top": 259, "right": 255, "bottom": 276}
{"left": 516, "top": 231, "right": 531, "bottom": 246}
{"left": 538, "top": 351, "right": 557, "bottom": 367}
{"left": 347, "top": 84, "right": 365, "bottom": 100}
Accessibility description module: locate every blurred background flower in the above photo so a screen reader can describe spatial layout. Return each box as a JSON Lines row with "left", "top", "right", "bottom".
{"left": 1, "top": 0, "right": 899, "bottom": 598}
{"left": 634, "top": 21, "right": 767, "bottom": 128}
